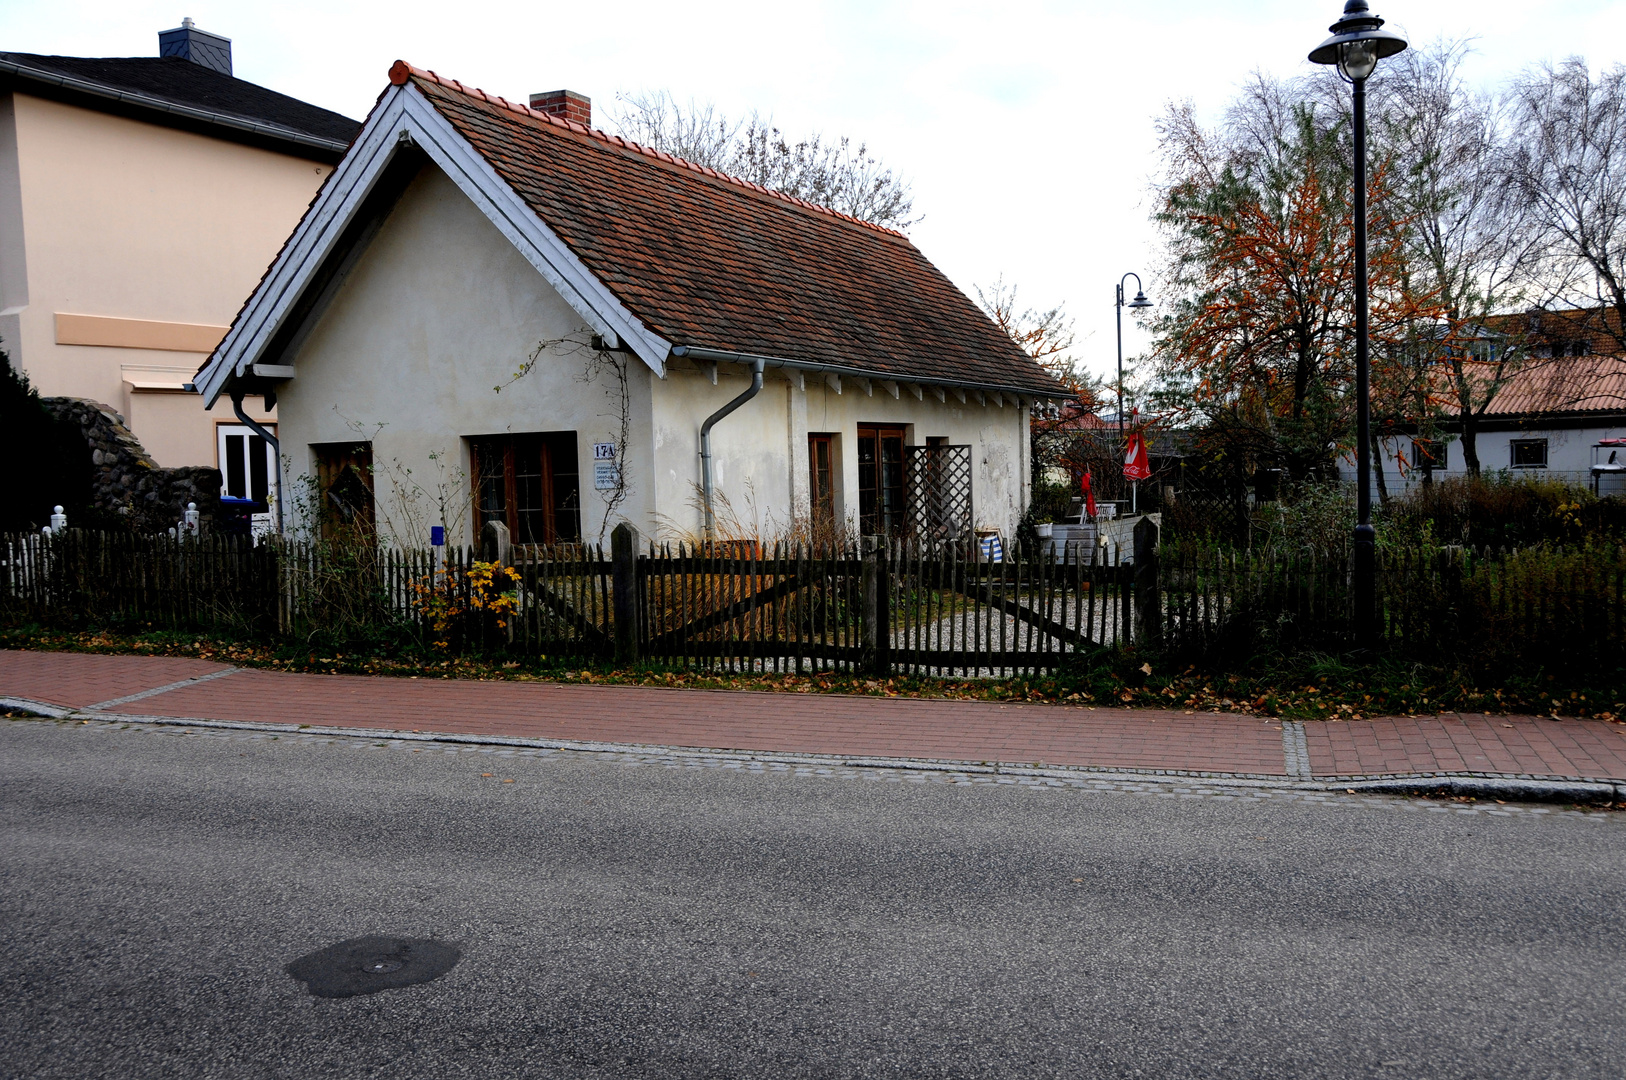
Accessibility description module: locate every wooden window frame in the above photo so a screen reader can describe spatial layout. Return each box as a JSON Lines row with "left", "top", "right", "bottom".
{"left": 809, "top": 433, "right": 836, "bottom": 528}
{"left": 311, "top": 441, "right": 375, "bottom": 538}
{"left": 469, "top": 433, "right": 580, "bottom": 546}
{"left": 856, "top": 424, "right": 908, "bottom": 535}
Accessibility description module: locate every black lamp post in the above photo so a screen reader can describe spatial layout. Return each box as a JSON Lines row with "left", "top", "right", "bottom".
{"left": 1115, "top": 272, "right": 1152, "bottom": 470}
{"left": 1309, "top": 0, "right": 1406, "bottom": 652}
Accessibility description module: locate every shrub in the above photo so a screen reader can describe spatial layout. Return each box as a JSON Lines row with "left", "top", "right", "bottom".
{"left": 1383, "top": 472, "right": 1625, "bottom": 548}
{"left": 0, "top": 346, "right": 94, "bottom": 532}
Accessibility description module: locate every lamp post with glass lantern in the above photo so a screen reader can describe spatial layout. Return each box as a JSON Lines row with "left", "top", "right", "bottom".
{"left": 1116, "top": 273, "right": 1151, "bottom": 511}
{"left": 1309, "top": 0, "right": 1407, "bottom": 651}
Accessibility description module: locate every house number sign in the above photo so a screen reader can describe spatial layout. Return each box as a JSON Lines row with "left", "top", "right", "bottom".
{"left": 592, "top": 442, "right": 619, "bottom": 489}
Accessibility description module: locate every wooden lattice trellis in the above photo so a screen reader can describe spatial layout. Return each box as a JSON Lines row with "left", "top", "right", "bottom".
{"left": 904, "top": 444, "right": 972, "bottom": 540}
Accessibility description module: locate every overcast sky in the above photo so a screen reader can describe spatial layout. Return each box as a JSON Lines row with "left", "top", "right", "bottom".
{"left": 4, "top": 0, "right": 1625, "bottom": 382}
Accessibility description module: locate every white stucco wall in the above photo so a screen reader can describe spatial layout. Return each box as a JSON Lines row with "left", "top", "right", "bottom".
{"left": 650, "top": 367, "right": 1030, "bottom": 541}
{"left": 1362, "top": 422, "right": 1626, "bottom": 497}
{"left": 277, "top": 164, "right": 652, "bottom": 547}
{"left": 0, "top": 92, "right": 325, "bottom": 465}
{"left": 274, "top": 161, "right": 1034, "bottom": 545}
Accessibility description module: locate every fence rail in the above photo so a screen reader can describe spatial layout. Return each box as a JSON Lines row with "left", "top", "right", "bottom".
{"left": 4, "top": 524, "right": 1622, "bottom": 676}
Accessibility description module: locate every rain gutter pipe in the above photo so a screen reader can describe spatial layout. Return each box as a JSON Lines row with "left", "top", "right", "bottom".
{"left": 670, "top": 345, "right": 1057, "bottom": 403}
{"left": 697, "top": 356, "right": 765, "bottom": 542}
{"left": 230, "top": 391, "right": 285, "bottom": 536}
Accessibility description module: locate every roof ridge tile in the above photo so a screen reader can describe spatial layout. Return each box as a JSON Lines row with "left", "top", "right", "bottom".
{"left": 386, "top": 59, "right": 906, "bottom": 238}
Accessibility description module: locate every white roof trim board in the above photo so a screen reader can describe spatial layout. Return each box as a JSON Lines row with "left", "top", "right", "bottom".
{"left": 195, "top": 82, "right": 671, "bottom": 406}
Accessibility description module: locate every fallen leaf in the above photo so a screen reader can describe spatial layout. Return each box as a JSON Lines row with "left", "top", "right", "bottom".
{"left": 481, "top": 773, "right": 493, "bottom": 777}
{"left": 1140, "top": 663, "right": 1153, "bottom": 675}
{"left": 502, "top": 779, "right": 514, "bottom": 784}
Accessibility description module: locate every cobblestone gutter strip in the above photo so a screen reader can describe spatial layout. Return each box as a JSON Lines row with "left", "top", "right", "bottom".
{"left": 9, "top": 695, "right": 1623, "bottom": 805}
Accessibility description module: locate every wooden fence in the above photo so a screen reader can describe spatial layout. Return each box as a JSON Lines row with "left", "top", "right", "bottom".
{"left": 1158, "top": 539, "right": 1626, "bottom": 670}
{"left": 625, "top": 534, "right": 1136, "bottom": 677}
{"left": 4, "top": 524, "right": 1622, "bottom": 675}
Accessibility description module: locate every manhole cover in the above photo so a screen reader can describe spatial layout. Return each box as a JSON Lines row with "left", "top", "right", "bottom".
{"left": 285, "top": 935, "right": 460, "bottom": 998}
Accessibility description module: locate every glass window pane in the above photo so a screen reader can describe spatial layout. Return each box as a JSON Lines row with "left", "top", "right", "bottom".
{"left": 249, "top": 435, "right": 269, "bottom": 503}
{"left": 224, "top": 434, "right": 245, "bottom": 498}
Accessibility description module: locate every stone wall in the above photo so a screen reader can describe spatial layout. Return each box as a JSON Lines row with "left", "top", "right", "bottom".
{"left": 41, "top": 397, "right": 221, "bottom": 533}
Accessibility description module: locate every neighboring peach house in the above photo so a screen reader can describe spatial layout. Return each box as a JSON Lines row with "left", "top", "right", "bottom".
{"left": 0, "top": 20, "right": 358, "bottom": 498}
{"left": 196, "top": 63, "right": 1066, "bottom": 547}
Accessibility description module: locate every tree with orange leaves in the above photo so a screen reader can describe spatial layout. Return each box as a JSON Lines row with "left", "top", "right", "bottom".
{"left": 976, "top": 276, "right": 1104, "bottom": 490}
{"left": 1150, "top": 77, "right": 1444, "bottom": 488}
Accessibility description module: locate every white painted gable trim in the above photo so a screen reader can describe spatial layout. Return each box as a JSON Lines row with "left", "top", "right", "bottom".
{"left": 196, "top": 83, "right": 671, "bottom": 406}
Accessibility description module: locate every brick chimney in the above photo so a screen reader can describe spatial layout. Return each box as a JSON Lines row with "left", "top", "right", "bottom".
{"left": 529, "top": 90, "right": 591, "bottom": 127}
{"left": 159, "top": 17, "right": 232, "bottom": 77}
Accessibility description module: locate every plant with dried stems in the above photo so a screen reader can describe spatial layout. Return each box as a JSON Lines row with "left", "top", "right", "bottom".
{"left": 500, "top": 329, "right": 633, "bottom": 545}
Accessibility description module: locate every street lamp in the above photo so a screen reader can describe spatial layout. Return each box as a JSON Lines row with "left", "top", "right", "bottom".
{"left": 1115, "top": 272, "right": 1152, "bottom": 487}
{"left": 1309, "top": 0, "right": 1406, "bottom": 652}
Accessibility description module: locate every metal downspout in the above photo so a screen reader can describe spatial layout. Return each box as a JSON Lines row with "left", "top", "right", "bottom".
{"left": 699, "top": 357, "right": 765, "bottom": 541}
{"left": 230, "top": 391, "right": 285, "bottom": 535}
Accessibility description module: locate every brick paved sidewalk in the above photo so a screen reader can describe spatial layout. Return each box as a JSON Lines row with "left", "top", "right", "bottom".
{"left": 4, "top": 648, "right": 1625, "bottom": 784}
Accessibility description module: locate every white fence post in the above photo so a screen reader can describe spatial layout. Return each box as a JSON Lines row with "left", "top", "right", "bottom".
{"left": 49, "top": 505, "right": 66, "bottom": 535}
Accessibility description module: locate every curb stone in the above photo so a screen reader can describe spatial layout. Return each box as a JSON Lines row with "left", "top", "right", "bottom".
{"left": 6, "top": 695, "right": 1623, "bottom": 806}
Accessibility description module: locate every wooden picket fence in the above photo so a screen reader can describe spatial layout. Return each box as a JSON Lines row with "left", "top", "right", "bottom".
{"left": 4, "top": 526, "right": 1622, "bottom": 675}
{"left": 1158, "top": 540, "right": 1626, "bottom": 670}
{"left": 627, "top": 537, "right": 1135, "bottom": 677}
{"left": 0, "top": 528, "right": 1141, "bottom": 673}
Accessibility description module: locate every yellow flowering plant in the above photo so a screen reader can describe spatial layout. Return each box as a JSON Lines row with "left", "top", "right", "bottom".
{"left": 410, "top": 560, "right": 522, "bottom": 650}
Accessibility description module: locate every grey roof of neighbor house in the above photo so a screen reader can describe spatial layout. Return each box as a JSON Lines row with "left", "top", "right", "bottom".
{"left": 0, "top": 52, "right": 360, "bottom": 160}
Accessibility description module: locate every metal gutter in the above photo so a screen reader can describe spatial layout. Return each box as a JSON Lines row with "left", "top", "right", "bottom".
{"left": 669, "top": 344, "right": 1067, "bottom": 402}
{"left": 0, "top": 57, "right": 351, "bottom": 157}
{"left": 230, "top": 392, "right": 284, "bottom": 536}
{"left": 698, "top": 356, "right": 765, "bottom": 541}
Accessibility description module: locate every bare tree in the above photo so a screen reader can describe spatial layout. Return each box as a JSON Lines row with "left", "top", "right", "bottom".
{"left": 1506, "top": 59, "right": 1626, "bottom": 355}
{"left": 975, "top": 276, "right": 1100, "bottom": 488}
{"left": 1367, "top": 41, "right": 1542, "bottom": 476}
{"left": 974, "top": 275, "right": 1090, "bottom": 393}
{"left": 605, "top": 89, "right": 919, "bottom": 231}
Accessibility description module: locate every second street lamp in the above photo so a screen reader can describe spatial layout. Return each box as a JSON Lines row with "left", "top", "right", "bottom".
{"left": 1309, "top": 0, "right": 1407, "bottom": 652}
{"left": 1115, "top": 273, "right": 1152, "bottom": 504}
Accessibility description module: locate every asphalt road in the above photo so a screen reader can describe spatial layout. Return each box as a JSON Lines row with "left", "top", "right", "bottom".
{"left": 2, "top": 718, "right": 1623, "bottom": 1080}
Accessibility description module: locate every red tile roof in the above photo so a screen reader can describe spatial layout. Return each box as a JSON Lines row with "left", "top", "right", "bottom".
{"left": 1476, "top": 354, "right": 1626, "bottom": 417}
{"left": 389, "top": 61, "right": 1061, "bottom": 396}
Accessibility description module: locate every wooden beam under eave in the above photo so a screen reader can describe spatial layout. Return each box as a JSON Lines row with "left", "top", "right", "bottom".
{"left": 973, "top": 390, "right": 987, "bottom": 407}
{"left": 825, "top": 372, "right": 842, "bottom": 394}
{"left": 882, "top": 380, "right": 900, "bottom": 399}
{"left": 853, "top": 376, "right": 873, "bottom": 396}
{"left": 785, "top": 369, "right": 806, "bottom": 391}
{"left": 700, "top": 360, "right": 718, "bottom": 385}
{"left": 952, "top": 387, "right": 966, "bottom": 404}
{"left": 909, "top": 383, "right": 924, "bottom": 401}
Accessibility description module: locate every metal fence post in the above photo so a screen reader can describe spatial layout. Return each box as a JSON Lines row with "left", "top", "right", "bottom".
{"left": 1134, "top": 516, "right": 1161, "bottom": 649}
{"left": 861, "top": 535, "right": 891, "bottom": 677}
{"left": 612, "top": 522, "right": 640, "bottom": 664}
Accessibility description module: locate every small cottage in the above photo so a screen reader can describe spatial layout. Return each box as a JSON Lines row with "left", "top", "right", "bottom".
{"left": 195, "top": 62, "right": 1065, "bottom": 548}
